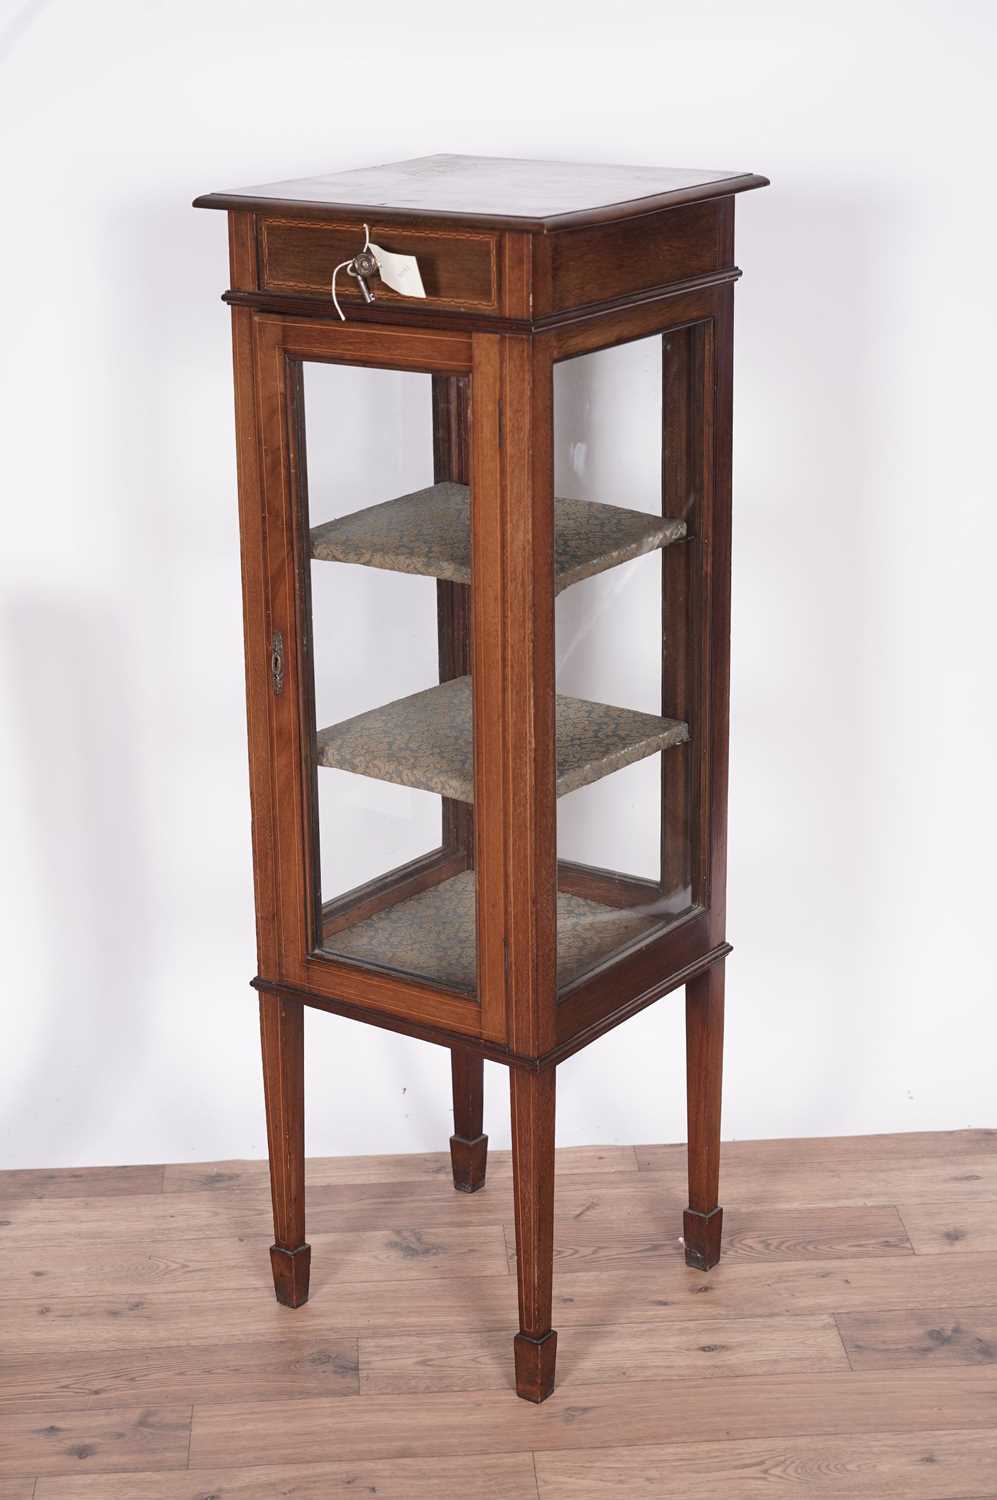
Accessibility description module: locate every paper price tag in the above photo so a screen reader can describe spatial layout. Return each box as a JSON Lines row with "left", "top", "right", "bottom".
{"left": 369, "top": 243, "right": 426, "bottom": 300}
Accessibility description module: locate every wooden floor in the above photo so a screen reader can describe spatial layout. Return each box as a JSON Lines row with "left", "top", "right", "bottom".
{"left": 2, "top": 1129, "right": 996, "bottom": 1497}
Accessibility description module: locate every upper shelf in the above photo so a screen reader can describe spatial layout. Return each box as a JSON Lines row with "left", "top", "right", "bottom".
{"left": 315, "top": 675, "right": 687, "bottom": 804}
{"left": 311, "top": 482, "right": 686, "bottom": 594}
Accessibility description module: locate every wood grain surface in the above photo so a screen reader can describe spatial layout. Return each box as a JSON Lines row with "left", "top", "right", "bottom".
{"left": 2, "top": 1129, "right": 996, "bottom": 1497}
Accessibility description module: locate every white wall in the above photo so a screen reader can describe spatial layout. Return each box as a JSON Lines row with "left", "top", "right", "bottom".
{"left": 1, "top": 0, "right": 994, "bottom": 1170}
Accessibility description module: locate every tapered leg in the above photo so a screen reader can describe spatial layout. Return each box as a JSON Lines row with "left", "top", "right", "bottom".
{"left": 450, "top": 1046, "right": 488, "bottom": 1192}
{"left": 260, "top": 994, "right": 310, "bottom": 1306}
{"left": 684, "top": 962, "right": 725, "bottom": 1270}
{"left": 510, "top": 1067, "right": 557, "bottom": 1401}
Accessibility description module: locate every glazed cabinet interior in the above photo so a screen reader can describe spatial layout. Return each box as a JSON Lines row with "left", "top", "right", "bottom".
{"left": 249, "top": 297, "right": 727, "bottom": 1058}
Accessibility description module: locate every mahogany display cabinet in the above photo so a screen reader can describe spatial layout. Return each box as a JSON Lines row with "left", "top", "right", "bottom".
{"left": 195, "top": 154, "right": 768, "bottom": 1402}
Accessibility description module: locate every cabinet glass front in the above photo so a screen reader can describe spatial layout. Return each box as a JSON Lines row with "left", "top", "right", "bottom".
{"left": 553, "top": 326, "right": 705, "bottom": 992}
{"left": 298, "top": 362, "right": 478, "bottom": 997}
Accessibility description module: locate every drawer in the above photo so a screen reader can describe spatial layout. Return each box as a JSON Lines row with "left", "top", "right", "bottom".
{"left": 536, "top": 199, "right": 732, "bottom": 317}
{"left": 258, "top": 217, "right": 500, "bottom": 313}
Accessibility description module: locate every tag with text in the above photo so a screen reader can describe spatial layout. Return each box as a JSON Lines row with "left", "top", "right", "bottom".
{"left": 370, "top": 243, "right": 426, "bottom": 299}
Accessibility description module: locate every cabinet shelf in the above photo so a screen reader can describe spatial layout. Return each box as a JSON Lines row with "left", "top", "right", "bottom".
{"left": 324, "top": 870, "right": 661, "bottom": 992}
{"left": 311, "top": 481, "right": 686, "bottom": 593}
{"left": 315, "top": 675, "right": 687, "bottom": 803}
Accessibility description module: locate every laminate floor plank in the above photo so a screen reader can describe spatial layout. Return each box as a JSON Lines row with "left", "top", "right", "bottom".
{"left": 837, "top": 1305, "right": 997, "bottom": 1371}
{"left": 0, "top": 1406, "right": 191, "bottom": 1478}
{"left": 899, "top": 1199, "right": 997, "bottom": 1255}
{"left": 162, "top": 1144, "right": 637, "bottom": 1194}
{"left": 0, "top": 1333, "right": 358, "bottom": 1415}
{"left": 0, "top": 1223, "right": 508, "bottom": 1300}
{"left": 636, "top": 1129, "right": 996, "bottom": 1172}
{"left": 0, "top": 1172, "right": 635, "bottom": 1247}
{"left": 509, "top": 1204, "right": 912, "bottom": 1275}
{"left": 159, "top": 1130, "right": 993, "bottom": 1199}
{"left": 534, "top": 1428, "right": 997, "bottom": 1498}
{"left": 0, "top": 1189, "right": 278, "bottom": 1247}
{"left": 359, "top": 1311, "right": 849, "bottom": 1393}
{"left": 10, "top": 1251, "right": 997, "bottom": 1354}
{"left": 0, "top": 1482, "right": 37, "bottom": 1500}
{"left": 0, "top": 1164, "right": 163, "bottom": 1202}
{"left": 32, "top": 1452, "right": 539, "bottom": 1499}
{"left": 187, "top": 1368, "right": 997, "bottom": 1468}
{"left": 6, "top": 1156, "right": 973, "bottom": 1256}
{"left": 636, "top": 1156, "right": 997, "bottom": 1208}
{"left": 0, "top": 1189, "right": 908, "bottom": 1266}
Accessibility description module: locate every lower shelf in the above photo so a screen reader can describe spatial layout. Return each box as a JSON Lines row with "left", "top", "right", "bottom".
{"left": 321, "top": 869, "right": 662, "bottom": 993}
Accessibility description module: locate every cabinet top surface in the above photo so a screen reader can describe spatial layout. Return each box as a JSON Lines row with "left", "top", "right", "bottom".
{"left": 194, "top": 152, "right": 767, "bottom": 229}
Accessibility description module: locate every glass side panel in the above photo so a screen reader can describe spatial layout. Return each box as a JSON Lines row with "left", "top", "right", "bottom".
{"left": 553, "top": 328, "right": 703, "bottom": 992}
{"left": 298, "top": 362, "right": 477, "bottom": 997}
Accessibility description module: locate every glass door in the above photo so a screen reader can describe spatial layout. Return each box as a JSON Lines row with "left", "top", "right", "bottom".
{"left": 552, "top": 322, "right": 709, "bottom": 994}
{"left": 299, "top": 362, "right": 481, "bottom": 997}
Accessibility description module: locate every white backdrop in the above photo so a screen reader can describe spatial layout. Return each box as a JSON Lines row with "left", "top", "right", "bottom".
{"left": 2, "top": 0, "right": 995, "bottom": 1170}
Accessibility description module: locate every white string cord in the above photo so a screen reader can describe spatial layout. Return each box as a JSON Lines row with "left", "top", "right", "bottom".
{"left": 330, "top": 258, "right": 351, "bottom": 320}
{"left": 330, "top": 223, "right": 372, "bottom": 321}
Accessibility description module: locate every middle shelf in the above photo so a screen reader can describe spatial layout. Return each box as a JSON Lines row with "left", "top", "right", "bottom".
{"left": 315, "top": 675, "right": 688, "bottom": 804}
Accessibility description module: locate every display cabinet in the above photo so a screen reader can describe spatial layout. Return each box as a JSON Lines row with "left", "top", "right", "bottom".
{"left": 195, "top": 154, "right": 767, "bottom": 1401}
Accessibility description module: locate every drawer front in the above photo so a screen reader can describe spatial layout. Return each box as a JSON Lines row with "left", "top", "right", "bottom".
{"left": 539, "top": 199, "right": 732, "bottom": 317}
{"left": 259, "top": 217, "right": 499, "bottom": 313}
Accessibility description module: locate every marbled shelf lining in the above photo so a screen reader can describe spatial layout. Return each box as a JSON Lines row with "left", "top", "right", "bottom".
{"left": 310, "top": 482, "right": 686, "bottom": 594}
{"left": 324, "top": 870, "right": 664, "bottom": 992}
{"left": 315, "top": 675, "right": 687, "bottom": 803}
